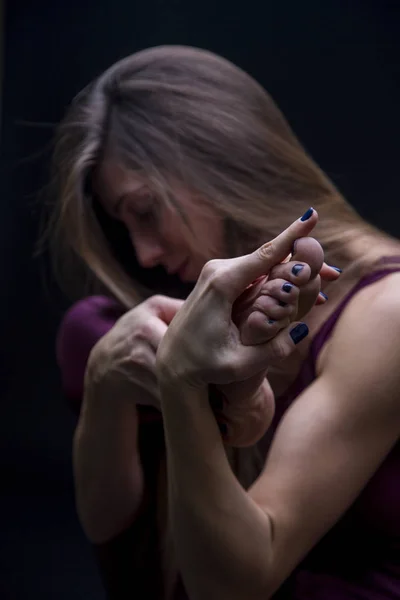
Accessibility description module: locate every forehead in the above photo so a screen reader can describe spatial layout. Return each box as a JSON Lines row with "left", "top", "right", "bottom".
{"left": 93, "top": 160, "right": 147, "bottom": 206}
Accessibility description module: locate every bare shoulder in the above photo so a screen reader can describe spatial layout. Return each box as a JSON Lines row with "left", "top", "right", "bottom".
{"left": 322, "top": 270, "right": 400, "bottom": 412}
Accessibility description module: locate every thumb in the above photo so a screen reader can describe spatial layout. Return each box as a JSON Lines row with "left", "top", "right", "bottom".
{"left": 224, "top": 207, "right": 318, "bottom": 301}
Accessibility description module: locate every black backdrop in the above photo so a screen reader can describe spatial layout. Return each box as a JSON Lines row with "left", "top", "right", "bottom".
{"left": 1, "top": 1, "right": 400, "bottom": 599}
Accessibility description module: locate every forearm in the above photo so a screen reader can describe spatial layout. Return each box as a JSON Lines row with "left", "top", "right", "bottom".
{"left": 73, "top": 389, "right": 144, "bottom": 543}
{"left": 160, "top": 382, "right": 274, "bottom": 600}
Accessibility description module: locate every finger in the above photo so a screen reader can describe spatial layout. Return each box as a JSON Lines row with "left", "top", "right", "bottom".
{"left": 240, "top": 310, "right": 290, "bottom": 345}
{"left": 256, "top": 278, "right": 300, "bottom": 306}
{"left": 287, "top": 237, "right": 323, "bottom": 319}
{"left": 235, "top": 279, "right": 299, "bottom": 338}
{"left": 224, "top": 322, "right": 310, "bottom": 382}
{"left": 315, "top": 291, "right": 329, "bottom": 305}
{"left": 268, "top": 260, "right": 312, "bottom": 286}
{"left": 219, "top": 207, "right": 318, "bottom": 301}
{"left": 290, "top": 237, "right": 324, "bottom": 279}
{"left": 146, "top": 295, "right": 185, "bottom": 324}
{"left": 294, "top": 275, "right": 321, "bottom": 320}
{"left": 320, "top": 262, "right": 342, "bottom": 281}
{"left": 143, "top": 317, "right": 169, "bottom": 350}
{"left": 257, "top": 238, "right": 322, "bottom": 326}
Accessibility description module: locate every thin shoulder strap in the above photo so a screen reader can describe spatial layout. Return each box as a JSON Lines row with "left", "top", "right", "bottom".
{"left": 310, "top": 257, "right": 400, "bottom": 363}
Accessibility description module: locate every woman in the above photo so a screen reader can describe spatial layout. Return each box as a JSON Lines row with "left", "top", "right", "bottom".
{"left": 50, "top": 46, "right": 400, "bottom": 599}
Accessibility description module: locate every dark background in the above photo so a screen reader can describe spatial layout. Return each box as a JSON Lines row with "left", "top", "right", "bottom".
{"left": 1, "top": 1, "right": 400, "bottom": 598}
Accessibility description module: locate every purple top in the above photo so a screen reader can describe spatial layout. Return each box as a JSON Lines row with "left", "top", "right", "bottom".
{"left": 57, "top": 264, "right": 400, "bottom": 599}
{"left": 272, "top": 263, "right": 400, "bottom": 600}
{"left": 56, "top": 295, "right": 162, "bottom": 423}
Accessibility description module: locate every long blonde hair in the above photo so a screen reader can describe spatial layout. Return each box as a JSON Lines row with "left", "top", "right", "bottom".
{"left": 45, "top": 45, "right": 368, "bottom": 598}
{"left": 45, "top": 45, "right": 366, "bottom": 309}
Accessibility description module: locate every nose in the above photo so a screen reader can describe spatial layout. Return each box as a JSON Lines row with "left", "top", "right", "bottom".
{"left": 130, "top": 231, "right": 165, "bottom": 269}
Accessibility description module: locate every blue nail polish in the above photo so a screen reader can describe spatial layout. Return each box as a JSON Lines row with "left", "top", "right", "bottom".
{"left": 319, "top": 291, "right": 328, "bottom": 300}
{"left": 300, "top": 207, "right": 314, "bottom": 221}
{"left": 292, "top": 264, "right": 304, "bottom": 276}
{"left": 290, "top": 323, "right": 309, "bottom": 344}
{"left": 282, "top": 283, "right": 293, "bottom": 293}
{"left": 279, "top": 300, "right": 287, "bottom": 307}
{"left": 268, "top": 318, "right": 276, "bottom": 324}
{"left": 329, "top": 265, "right": 342, "bottom": 273}
{"left": 218, "top": 422, "right": 228, "bottom": 436}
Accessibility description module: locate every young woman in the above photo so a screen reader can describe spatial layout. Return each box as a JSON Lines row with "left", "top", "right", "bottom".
{"left": 50, "top": 46, "right": 400, "bottom": 599}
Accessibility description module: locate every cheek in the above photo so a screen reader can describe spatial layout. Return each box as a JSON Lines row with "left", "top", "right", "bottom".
{"left": 160, "top": 213, "right": 187, "bottom": 247}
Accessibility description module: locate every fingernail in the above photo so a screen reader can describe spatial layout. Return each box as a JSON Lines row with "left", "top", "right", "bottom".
{"left": 290, "top": 323, "right": 309, "bottom": 344}
{"left": 292, "top": 264, "right": 304, "bottom": 276}
{"left": 282, "top": 283, "right": 293, "bottom": 293}
{"left": 268, "top": 318, "right": 276, "bottom": 324}
{"left": 279, "top": 300, "right": 287, "bottom": 307}
{"left": 319, "top": 291, "right": 328, "bottom": 300}
{"left": 300, "top": 207, "right": 314, "bottom": 221}
{"left": 218, "top": 422, "right": 228, "bottom": 436}
{"left": 329, "top": 265, "right": 342, "bottom": 273}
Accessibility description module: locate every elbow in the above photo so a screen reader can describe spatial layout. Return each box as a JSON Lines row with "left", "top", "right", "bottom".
{"left": 75, "top": 501, "right": 138, "bottom": 545}
{"left": 74, "top": 476, "right": 145, "bottom": 544}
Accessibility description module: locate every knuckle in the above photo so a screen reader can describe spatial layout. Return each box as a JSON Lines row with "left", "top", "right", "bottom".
{"left": 247, "top": 310, "right": 268, "bottom": 331}
{"left": 252, "top": 296, "right": 271, "bottom": 314}
{"left": 200, "top": 259, "right": 221, "bottom": 279}
{"left": 221, "top": 360, "right": 244, "bottom": 383}
{"left": 131, "top": 347, "right": 153, "bottom": 370}
{"left": 257, "top": 241, "right": 275, "bottom": 261}
{"left": 269, "top": 337, "right": 290, "bottom": 362}
{"left": 134, "top": 320, "right": 154, "bottom": 341}
{"left": 214, "top": 351, "right": 243, "bottom": 383}
{"left": 200, "top": 259, "right": 229, "bottom": 295}
{"left": 146, "top": 294, "right": 166, "bottom": 309}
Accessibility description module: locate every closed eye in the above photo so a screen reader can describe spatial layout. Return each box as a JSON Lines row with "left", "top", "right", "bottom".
{"left": 126, "top": 194, "right": 158, "bottom": 224}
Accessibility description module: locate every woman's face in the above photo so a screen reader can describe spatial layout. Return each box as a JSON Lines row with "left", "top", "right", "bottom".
{"left": 94, "top": 160, "right": 224, "bottom": 282}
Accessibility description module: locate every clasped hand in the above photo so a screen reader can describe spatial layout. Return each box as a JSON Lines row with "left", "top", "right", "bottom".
{"left": 86, "top": 209, "right": 339, "bottom": 447}
{"left": 156, "top": 211, "right": 329, "bottom": 436}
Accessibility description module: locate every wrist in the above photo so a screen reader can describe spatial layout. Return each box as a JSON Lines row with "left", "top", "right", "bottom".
{"left": 157, "top": 356, "right": 207, "bottom": 397}
{"left": 82, "top": 377, "right": 140, "bottom": 430}
{"left": 158, "top": 375, "right": 209, "bottom": 418}
{"left": 158, "top": 370, "right": 207, "bottom": 400}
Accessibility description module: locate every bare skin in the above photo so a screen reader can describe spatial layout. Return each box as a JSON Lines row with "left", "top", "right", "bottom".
{"left": 73, "top": 160, "right": 345, "bottom": 558}
{"left": 155, "top": 213, "right": 400, "bottom": 600}
{"left": 75, "top": 231, "right": 324, "bottom": 541}
{"left": 77, "top": 160, "right": 400, "bottom": 594}
{"left": 91, "top": 160, "right": 339, "bottom": 449}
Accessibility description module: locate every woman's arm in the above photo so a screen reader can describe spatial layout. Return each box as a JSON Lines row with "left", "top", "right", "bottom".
{"left": 73, "top": 387, "right": 145, "bottom": 543}
{"left": 56, "top": 297, "right": 145, "bottom": 542}
{"left": 160, "top": 382, "right": 274, "bottom": 599}
{"left": 62, "top": 294, "right": 183, "bottom": 544}
{"left": 159, "top": 275, "right": 400, "bottom": 600}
